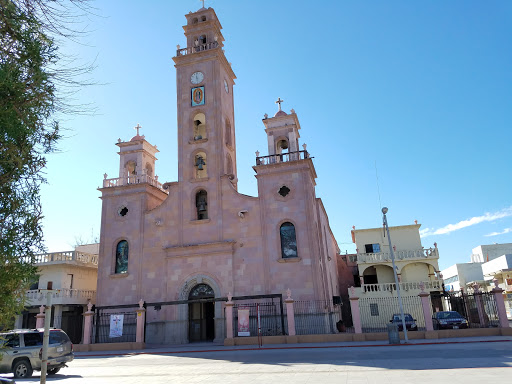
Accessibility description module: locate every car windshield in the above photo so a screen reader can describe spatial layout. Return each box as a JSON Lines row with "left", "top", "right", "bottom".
{"left": 437, "top": 311, "right": 463, "bottom": 319}
{"left": 393, "top": 314, "right": 413, "bottom": 321}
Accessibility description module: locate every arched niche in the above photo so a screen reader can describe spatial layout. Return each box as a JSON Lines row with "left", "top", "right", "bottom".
{"left": 195, "top": 189, "right": 208, "bottom": 220}
{"left": 225, "top": 118, "right": 232, "bottom": 147}
{"left": 194, "top": 151, "right": 207, "bottom": 178}
{"left": 193, "top": 113, "right": 206, "bottom": 141}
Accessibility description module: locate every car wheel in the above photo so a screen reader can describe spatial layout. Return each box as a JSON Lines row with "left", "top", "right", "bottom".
{"left": 48, "top": 367, "right": 61, "bottom": 375}
{"left": 13, "top": 359, "right": 33, "bottom": 378}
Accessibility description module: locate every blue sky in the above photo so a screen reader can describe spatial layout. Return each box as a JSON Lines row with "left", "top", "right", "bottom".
{"left": 41, "top": 1, "right": 512, "bottom": 270}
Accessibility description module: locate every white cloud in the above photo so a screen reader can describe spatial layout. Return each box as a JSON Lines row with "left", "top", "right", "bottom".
{"left": 484, "top": 228, "right": 512, "bottom": 237}
{"left": 420, "top": 207, "right": 512, "bottom": 238}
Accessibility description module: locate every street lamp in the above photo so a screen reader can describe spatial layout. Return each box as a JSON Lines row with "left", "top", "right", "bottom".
{"left": 382, "top": 207, "right": 409, "bottom": 343}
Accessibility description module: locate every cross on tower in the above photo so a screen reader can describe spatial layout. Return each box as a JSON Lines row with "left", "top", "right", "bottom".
{"left": 199, "top": 0, "right": 206, "bottom": 9}
{"left": 275, "top": 97, "right": 284, "bottom": 111}
{"left": 134, "top": 124, "right": 142, "bottom": 136}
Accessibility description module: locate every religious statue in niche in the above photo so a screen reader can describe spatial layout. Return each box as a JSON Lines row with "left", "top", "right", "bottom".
{"left": 115, "top": 240, "right": 129, "bottom": 274}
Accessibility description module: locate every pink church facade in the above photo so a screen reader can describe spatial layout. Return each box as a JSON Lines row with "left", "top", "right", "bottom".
{"left": 96, "top": 6, "right": 343, "bottom": 344}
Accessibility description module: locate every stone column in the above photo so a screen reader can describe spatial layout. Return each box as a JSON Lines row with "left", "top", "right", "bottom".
{"left": 349, "top": 287, "right": 362, "bottom": 334}
{"left": 418, "top": 287, "right": 433, "bottom": 331}
{"left": 36, "top": 305, "right": 45, "bottom": 328}
{"left": 135, "top": 299, "right": 146, "bottom": 343}
{"left": 285, "top": 289, "right": 296, "bottom": 336}
{"left": 492, "top": 280, "right": 510, "bottom": 328}
{"left": 83, "top": 302, "right": 94, "bottom": 345}
{"left": 53, "top": 304, "right": 63, "bottom": 329}
{"left": 225, "top": 293, "right": 234, "bottom": 339}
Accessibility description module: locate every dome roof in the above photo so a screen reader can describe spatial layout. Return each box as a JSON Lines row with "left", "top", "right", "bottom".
{"left": 274, "top": 110, "right": 287, "bottom": 117}
{"left": 130, "top": 134, "right": 145, "bottom": 142}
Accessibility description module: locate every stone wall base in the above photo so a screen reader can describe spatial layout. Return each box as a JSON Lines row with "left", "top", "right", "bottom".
{"left": 224, "top": 327, "right": 512, "bottom": 346}
{"left": 73, "top": 342, "right": 145, "bottom": 352}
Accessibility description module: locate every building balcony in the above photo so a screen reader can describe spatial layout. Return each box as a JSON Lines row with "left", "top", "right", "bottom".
{"left": 24, "top": 251, "right": 98, "bottom": 268}
{"left": 102, "top": 174, "right": 168, "bottom": 193}
{"left": 25, "top": 288, "right": 96, "bottom": 306}
{"left": 360, "top": 279, "right": 443, "bottom": 294}
{"left": 176, "top": 41, "right": 219, "bottom": 56}
{"left": 355, "top": 247, "right": 439, "bottom": 264}
{"left": 255, "top": 150, "right": 311, "bottom": 166}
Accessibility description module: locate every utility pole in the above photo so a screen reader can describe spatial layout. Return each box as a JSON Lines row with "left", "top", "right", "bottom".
{"left": 382, "top": 207, "right": 409, "bottom": 343}
{"left": 40, "top": 291, "right": 52, "bottom": 384}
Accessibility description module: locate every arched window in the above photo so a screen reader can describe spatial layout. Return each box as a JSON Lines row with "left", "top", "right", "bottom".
{"left": 193, "top": 113, "right": 206, "bottom": 140}
{"left": 196, "top": 190, "right": 208, "bottom": 220}
{"left": 189, "top": 283, "right": 214, "bottom": 299}
{"left": 280, "top": 222, "right": 297, "bottom": 258}
{"left": 125, "top": 161, "right": 137, "bottom": 176}
{"left": 115, "top": 240, "right": 129, "bottom": 274}
{"left": 225, "top": 119, "right": 232, "bottom": 147}
{"left": 194, "top": 151, "right": 207, "bottom": 178}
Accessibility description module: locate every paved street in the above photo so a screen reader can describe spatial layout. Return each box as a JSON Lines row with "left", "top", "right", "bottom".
{"left": 3, "top": 338, "right": 512, "bottom": 383}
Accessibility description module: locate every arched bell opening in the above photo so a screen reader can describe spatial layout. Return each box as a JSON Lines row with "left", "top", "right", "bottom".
{"left": 195, "top": 189, "right": 208, "bottom": 220}
{"left": 194, "top": 151, "right": 207, "bottom": 178}
{"left": 125, "top": 161, "right": 137, "bottom": 177}
{"left": 193, "top": 113, "right": 206, "bottom": 140}
{"left": 188, "top": 283, "right": 215, "bottom": 342}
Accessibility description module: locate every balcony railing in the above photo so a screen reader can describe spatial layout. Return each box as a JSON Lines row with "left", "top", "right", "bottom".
{"left": 355, "top": 247, "right": 439, "bottom": 264}
{"left": 256, "top": 150, "right": 310, "bottom": 166}
{"left": 26, "top": 289, "right": 96, "bottom": 305}
{"left": 102, "top": 174, "right": 168, "bottom": 193}
{"left": 362, "top": 280, "right": 443, "bottom": 293}
{"left": 176, "top": 41, "right": 219, "bottom": 56}
{"left": 25, "top": 251, "right": 98, "bottom": 267}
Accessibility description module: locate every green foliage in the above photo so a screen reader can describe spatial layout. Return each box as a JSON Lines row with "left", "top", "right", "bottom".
{"left": 0, "top": 0, "right": 60, "bottom": 329}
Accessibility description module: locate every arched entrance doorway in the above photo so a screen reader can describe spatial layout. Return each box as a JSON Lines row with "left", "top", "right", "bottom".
{"left": 188, "top": 283, "right": 215, "bottom": 342}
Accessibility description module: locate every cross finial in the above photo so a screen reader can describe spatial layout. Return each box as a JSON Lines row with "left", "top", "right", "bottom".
{"left": 199, "top": 0, "right": 206, "bottom": 9}
{"left": 134, "top": 124, "right": 141, "bottom": 136}
{"left": 275, "top": 97, "right": 284, "bottom": 111}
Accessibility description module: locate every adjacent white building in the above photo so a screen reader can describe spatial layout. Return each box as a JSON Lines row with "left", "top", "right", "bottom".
{"left": 470, "top": 243, "right": 512, "bottom": 263}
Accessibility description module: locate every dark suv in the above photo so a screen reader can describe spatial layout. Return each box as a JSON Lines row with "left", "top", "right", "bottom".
{"left": 0, "top": 329, "right": 74, "bottom": 378}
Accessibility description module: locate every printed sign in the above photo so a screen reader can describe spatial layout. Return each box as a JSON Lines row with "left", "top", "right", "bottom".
{"left": 191, "top": 86, "right": 205, "bottom": 106}
{"left": 109, "top": 314, "right": 124, "bottom": 338}
{"left": 237, "top": 307, "right": 250, "bottom": 336}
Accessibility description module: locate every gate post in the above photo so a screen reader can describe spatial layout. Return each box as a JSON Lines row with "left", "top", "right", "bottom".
{"left": 36, "top": 305, "right": 45, "bottom": 328}
{"left": 492, "top": 279, "right": 510, "bottom": 328}
{"left": 83, "top": 301, "right": 94, "bottom": 345}
{"left": 285, "top": 289, "right": 296, "bottom": 336}
{"left": 418, "top": 284, "right": 434, "bottom": 331}
{"left": 136, "top": 299, "right": 146, "bottom": 343}
{"left": 225, "top": 293, "right": 234, "bottom": 339}
{"left": 349, "top": 287, "right": 362, "bottom": 334}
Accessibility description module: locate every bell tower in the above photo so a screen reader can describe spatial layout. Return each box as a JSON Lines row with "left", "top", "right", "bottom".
{"left": 173, "top": 6, "right": 237, "bottom": 186}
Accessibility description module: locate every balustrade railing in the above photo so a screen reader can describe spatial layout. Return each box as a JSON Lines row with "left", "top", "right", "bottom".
{"left": 102, "top": 174, "right": 168, "bottom": 193}
{"left": 355, "top": 247, "right": 438, "bottom": 263}
{"left": 256, "top": 150, "right": 310, "bottom": 166}
{"left": 25, "top": 251, "right": 98, "bottom": 266}
{"left": 362, "top": 280, "right": 443, "bottom": 293}
{"left": 176, "top": 41, "right": 219, "bottom": 56}
{"left": 26, "top": 288, "right": 96, "bottom": 303}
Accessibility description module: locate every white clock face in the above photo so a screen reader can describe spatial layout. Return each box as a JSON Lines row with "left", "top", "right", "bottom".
{"left": 191, "top": 71, "right": 204, "bottom": 84}
{"left": 224, "top": 79, "right": 229, "bottom": 93}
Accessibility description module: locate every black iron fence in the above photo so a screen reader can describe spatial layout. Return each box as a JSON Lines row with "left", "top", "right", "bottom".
{"left": 231, "top": 300, "right": 285, "bottom": 337}
{"left": 291, "top": 300, "right": 352, "bottom": 334}
{"left": 93, "top": 306, "right": 139, "bottom": 343}
{"left": 430, "top": 291, "right": 500, "bottom": 328}
{"left": 359, "top": 295, "right": 425, "bottom": 333}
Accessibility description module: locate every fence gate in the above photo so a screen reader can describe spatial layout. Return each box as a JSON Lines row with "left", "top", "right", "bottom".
{"left": 93, "top": 305, "right": 140, "bottom": 343}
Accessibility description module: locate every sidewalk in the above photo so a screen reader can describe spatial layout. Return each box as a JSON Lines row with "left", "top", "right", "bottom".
{"left": 74, "top": 335, "right": 512, "bottom": 357}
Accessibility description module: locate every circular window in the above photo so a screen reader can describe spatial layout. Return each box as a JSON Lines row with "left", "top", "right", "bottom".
{"left": 278, "top": 186, "right": 291, "bottom": 197}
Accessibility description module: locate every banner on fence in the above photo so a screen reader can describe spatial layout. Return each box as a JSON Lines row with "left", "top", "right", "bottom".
{"left": 109, "top": 314, "right": 124, "bottom": 338}
{"left": 238, "top": 307, "right": 250, "bottom": 336}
